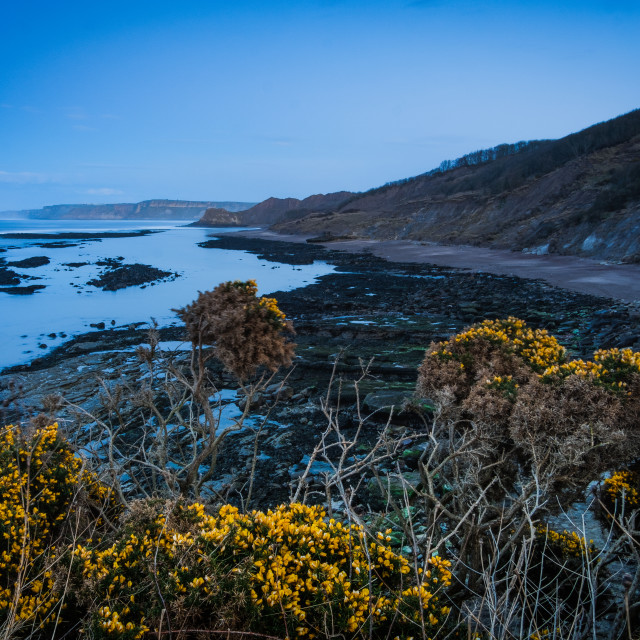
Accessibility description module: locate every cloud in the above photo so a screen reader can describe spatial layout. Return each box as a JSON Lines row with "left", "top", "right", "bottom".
{"left": 0, "top": 170, "right": 55, "bottom": 184}
{"left": 64, "top": 106, "right": 88, "bottom": 120}
{"left": 78, "top": 162, "right": 147, "bottom": 169}
{"left": 73, "top": 124, "right": 98, "bottom": 132}
{"left": 83, "top": 188, "right": 124, "bottom": 196}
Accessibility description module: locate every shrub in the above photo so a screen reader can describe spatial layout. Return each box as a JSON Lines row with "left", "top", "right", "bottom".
{"left": 0, "top": 423, "right": 118, "bottom": 637}
{"left": 600, "top": 470, "right": 639, "bottom": 531}
{"left": 603, "top": 470, "right": 639, "bottom": 509}
{"left": 174, "top": 279, "right": 295, "bottom": 380}
{"left": 72, "top": 501, "right": 453, "bottom": 640}
{"left": 416, "top": 318, "right": 640, "bottom": 478}
{"left": 524, "top": 526, "right": 604, "bottom": 632}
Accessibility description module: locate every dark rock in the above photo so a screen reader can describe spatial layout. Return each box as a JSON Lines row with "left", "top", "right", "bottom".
{"left": 87, "top": 263, "right": 178, "bottom": 291}
{"left": 7, "top": 256, "right": 50, "bottom": 268}
{"left": 367, "top": 471, "right": 422, "bottom": 499}
{"left": 363, "top": 390, "right": 414, "bottom": 413}
{"left": 0, "top": 267, "right": 21, "bottom": 286}
{"left": 0, "top": 285, "right": 46, "bottom": 295}
{"left": 613, "top": 332, "right": 638, "bottom": 348}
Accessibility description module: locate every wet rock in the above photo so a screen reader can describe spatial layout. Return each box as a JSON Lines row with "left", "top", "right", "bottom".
{"left": 0, "top": 267, "right": 21, "bottom": 286}
{"left": 0, "top": 285, "right": 46, "bottom": 295}
{"left": 7, "top": 256, "right": 50, "bottom": 268}
{"left": 613, "top": 332, "right": 639, "bottom": 347}
{"left": 367, "top": 471, "right": 422, "bottom": 499}
{"left": 264, "top": 382, "right": 294, "bottom": 399}
{"left": 363, "top": 390, "right": 414, "bottom": 414}
{"left": 87, "top": 263, "right": 179, "bottom": 291}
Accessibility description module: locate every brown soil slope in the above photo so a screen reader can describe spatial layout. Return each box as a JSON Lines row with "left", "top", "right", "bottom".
{"left": 198, "top": 191, "right": 353, "bottom": 227}
{"left": 274, "top": 110, "right": 640, "bottom": 263}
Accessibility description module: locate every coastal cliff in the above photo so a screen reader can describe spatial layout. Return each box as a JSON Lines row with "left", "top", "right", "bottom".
{"left": 18, "top": 199, "right": 257, "bottom": 220}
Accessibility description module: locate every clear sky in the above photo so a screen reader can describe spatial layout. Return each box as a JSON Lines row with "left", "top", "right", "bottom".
{"left": 1, "top": 0, "right": 639, "bottom": 211}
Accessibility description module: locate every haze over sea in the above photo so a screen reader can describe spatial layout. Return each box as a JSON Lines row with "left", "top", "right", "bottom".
{"left": 0, "top": 220, "right": 334, "bottom": 370}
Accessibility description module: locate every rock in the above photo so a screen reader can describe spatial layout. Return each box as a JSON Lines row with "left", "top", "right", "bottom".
{"left": 0, "top": 268, "right": 22, "bottom": 286}
{"left": 363, "top": 390, "right": 414, "bottom": 414}
{"left": 368, "top": 471, "right": 422, "bottom": 499}
{"left": 264, "top": 382, "right": 293, "bottom": 400}
{"left": 7, "top": 256, "right": 50, "bottom": 268}
{"left": 87, "top": 263, "right": 178, "bottom": 291}
{"left": 0, "top": 285, "right": 46, "bottom": 295}
{"left": 90, "top": 322, "right": 106, "bottom": 330}
{"left": 613, "top": 332, "right": 638, "bottom": 348}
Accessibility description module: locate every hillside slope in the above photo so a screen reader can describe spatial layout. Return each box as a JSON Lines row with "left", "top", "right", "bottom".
{"left": 273, "top": 110, "right": 640, "bottom": 263}
{"left": 197, "top": 191, "right": 354, "bottom": 227}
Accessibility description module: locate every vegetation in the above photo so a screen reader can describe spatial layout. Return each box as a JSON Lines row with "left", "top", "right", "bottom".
{"left": 364, "top": 108, "right": 640, "bottom": 198}
{"left": 417, "top": 317, "right": 640, "bottom": 480}
{"left": 174, "top": 279, "right": 295, "bottom": 380}
{"left": 2, "top": 288, "right": 640, "bottom": 639}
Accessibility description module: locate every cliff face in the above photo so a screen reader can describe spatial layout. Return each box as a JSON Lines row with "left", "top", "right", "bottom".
{"left": 24, "top": 200, "right": 257, "bottom": 220}
{"left": 273, "top": 110, "right": 640, "bottom": 263}
{"left": 197, "top": 192, "right": 354, "bottom": 227}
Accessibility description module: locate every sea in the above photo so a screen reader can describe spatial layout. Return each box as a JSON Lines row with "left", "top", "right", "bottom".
{"left": 0, "top": 219, "right": 334, "bottom": 371}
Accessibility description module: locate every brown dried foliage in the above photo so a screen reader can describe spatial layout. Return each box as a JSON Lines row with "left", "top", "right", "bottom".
{"left": 417, "top": 330, "right": 640, "bottom": 481}
{"left": 175, "top": 282, "right": 295, "bottom": 380}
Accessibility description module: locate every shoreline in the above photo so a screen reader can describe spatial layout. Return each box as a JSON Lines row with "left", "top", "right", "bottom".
{"left": 4, "top": 231, "right": 640, "bottom": 505}
{"left": 222, "top": 228, "right": 640, "bottom": 304}
{"left": 5, "top": 229, "right": 639, "bottom": 377}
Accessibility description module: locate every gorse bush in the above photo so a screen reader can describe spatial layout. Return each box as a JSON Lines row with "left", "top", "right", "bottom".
{"left": 600, "top": 469, "right": 639, "bottom": 531}
{"left": 1, "top": 424, "right": 454, "bottom": 640}
{"left": 417, "top": 317, "right": 640, "bottom": 478}
{"left": 603, "top": 470, "right": 639, "bottom": 508}
{"left": 72, "top": 501, "right": 453, "bottom": 640}
{"left": 87, "top": 281, "right": 297, "bottom": 502}
{"left": 525, "top": 526, "right": 602, "bottom": 630}
{"left": 0, "top": 423, "right": 118, "bottom": 637}
{"left": 174, "top": 279, "right": 295, "bottom": 380}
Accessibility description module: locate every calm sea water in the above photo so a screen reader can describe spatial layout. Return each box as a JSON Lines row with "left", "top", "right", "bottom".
{"left": 0, "top": 220, "right": 334, "bottom": 370}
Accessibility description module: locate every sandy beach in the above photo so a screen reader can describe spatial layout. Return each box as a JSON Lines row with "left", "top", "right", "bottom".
{"left": 227, "top": 229, "right": 640, "bottom": 304}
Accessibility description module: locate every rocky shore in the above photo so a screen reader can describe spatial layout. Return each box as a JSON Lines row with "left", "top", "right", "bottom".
{"left": 0, "top": 229, "right": 169, "bottom": 295}
{"left": 2, "top": 235, "right": 640, "bottom": 507}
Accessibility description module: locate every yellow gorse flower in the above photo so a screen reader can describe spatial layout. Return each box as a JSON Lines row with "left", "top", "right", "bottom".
{"left": 431, "top": 317, "right": 566, "bottom": 373}
{"left": 535, "top": 525, "right": 595, "bottom": 559}
{"left": 540, "top": 347, "right": 640, "bottom": 394}
{"left": 0, "top": 423, "right": 119, "bottom": 633}
{"left": 428, "top": 317, "right": 640, "bottom": 399}
{"left": 75, "top": 502, "right": 452, "bottom": 639}
{"left": 603, "top": 470, "right": 639, "bottom": 508}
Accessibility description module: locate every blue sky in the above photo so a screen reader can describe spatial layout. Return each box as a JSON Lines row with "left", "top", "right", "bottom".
{"left": 1, "top": 0, "right": 639, "bottom": 211}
